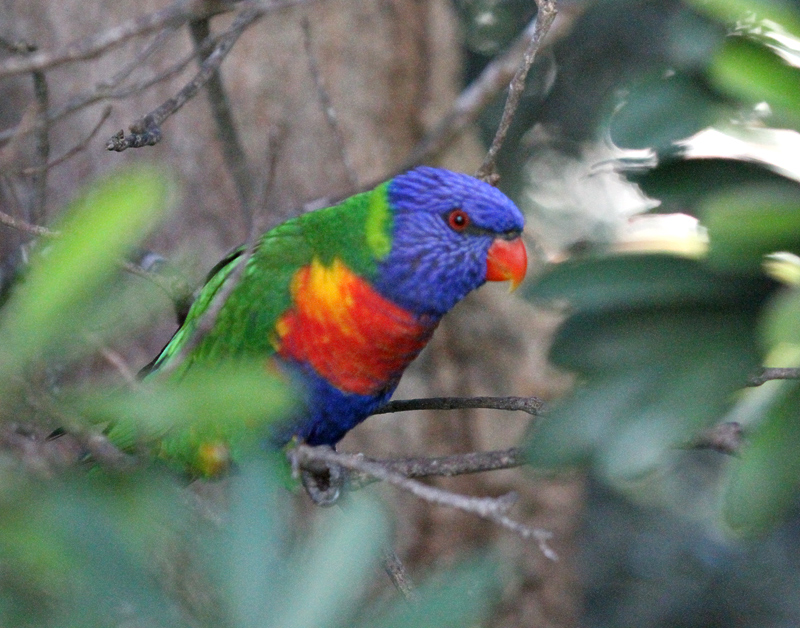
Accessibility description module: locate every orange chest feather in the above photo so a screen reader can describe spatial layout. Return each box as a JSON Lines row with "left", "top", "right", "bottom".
{"left": 274, "top": 259, "right": 437, "bottom": 396}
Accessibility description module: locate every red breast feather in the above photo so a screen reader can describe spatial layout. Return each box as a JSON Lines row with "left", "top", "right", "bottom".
{"left": 274, "top": 258, "right": 437, "bottom": 396}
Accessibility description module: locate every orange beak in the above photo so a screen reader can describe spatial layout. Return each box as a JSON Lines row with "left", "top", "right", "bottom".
{"left": 486, "top": 236, "right": 527, "bottom": 290}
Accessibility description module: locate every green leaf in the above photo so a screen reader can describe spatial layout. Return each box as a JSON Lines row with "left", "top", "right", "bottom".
{"left": 71, "top": 361, "right": 293, "bottom": 474}
{"left": 610, "top": 72, "right": 727, "bottom": 149}
{"left": 699, "top": 183, "right": 800, "bottom": 271}
{"left": 526, "top": 373, "right": 650, "bottom": 469}
{"left": 628, "top": 155, "right": 798, "bottom": 215}
{"left": 709, "top": 36, "right": 800, "bottom": 126}
{"left": 0, "top": 467, "right": 187, "bottom": 627}
{"left": 525, "top": 253, "right": 774, "bottom": 314}
{"left": 528, "top": 307, "right": 761, "bottom": 478}
{"left": 525, "top": 254, "right": 771, "bottom": 479}
{"left": 213, "top": 458, "right": 294, "bottom": 628}
{"left": 723, "top": 380, "right": 800, "bottom": 534}
{"left": 685, "top": 0, "right": 800, "bottom": 43}
{"left": 269, "top": 496, "right": 388, "bottom": 628}
{"left": 0, "top": 166, "right": 170, "bottom": 375}
{"left": 762, "top": 284, "right": 800, "bottom": 349}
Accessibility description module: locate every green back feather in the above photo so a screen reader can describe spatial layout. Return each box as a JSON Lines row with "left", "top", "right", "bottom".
{"left": 149, "top": 183, "right": 393, "bottom": 376}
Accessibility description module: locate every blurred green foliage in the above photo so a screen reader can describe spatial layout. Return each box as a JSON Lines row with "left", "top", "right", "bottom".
{"left": 0, "top": 457, "right": 501, "bottom": 628}
{"left": 526, "top": 255, "right": 773, "bottom": 481}
{"left": 519, "top": 0, "right": 800, "bottom": 537}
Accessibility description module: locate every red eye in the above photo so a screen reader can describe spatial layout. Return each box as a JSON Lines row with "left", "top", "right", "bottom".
{"left": 447, "top": 209, "right": 470, "bottom": 232}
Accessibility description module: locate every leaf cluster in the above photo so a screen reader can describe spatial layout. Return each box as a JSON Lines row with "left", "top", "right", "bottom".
{"left": 524, "top": 0, "right": 800, "bottom": 535}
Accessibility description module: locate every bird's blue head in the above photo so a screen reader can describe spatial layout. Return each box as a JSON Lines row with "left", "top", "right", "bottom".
{"left": 373, "top": 166, "right": 527, "bottom": 317}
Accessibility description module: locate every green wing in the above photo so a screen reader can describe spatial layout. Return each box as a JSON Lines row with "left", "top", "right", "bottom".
{"left": 146, "top": 183, "right": 393, "bottom": 377}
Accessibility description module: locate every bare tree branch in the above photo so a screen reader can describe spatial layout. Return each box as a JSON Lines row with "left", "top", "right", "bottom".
{"left": 0, "top": 31, "right": 193, "bottom": 146}
{"left": 0, "top": 209, "right": 57, "bottom": 237}
{"left": 382, "top": 550, "right": 419, "bottom": 602}
{"left": 0, "top": 0, "right": 233, "bottom": 79}
{"left": 402, "top": 0, "right": 557, "bottom": 171}
{"left": 374, "top": 395, "right": 544, "bottom": 416}
{"left": 290, "top": 444, "right": 557, "bottom": 560}
{"left": 107, "top": 7, "right": 263, "bottom": 151}
{"left": 375, "top": 447, "right": 524, "bottom": 478}
{"left": 301, "top": 17, "right": 359, "bottom": 192}
{"left": 106, "top": 0, "right": 318, "bottom": 151}
{"left": 30, "top": 68, "right": 50, "bottom": 223}
{"left": 344, "top": 448, "right": 526, "bottom": 492}
{"left": 99, "top": 26, "right": 180, "bottom": 89}
{"left": 475, "top": 0, "right": 557, "bottom": 182}
{"left": 189, "top": 17, "right": 254, "bottom": 226}
{"left": 747, "top": 367, "right": 800, "bottom": 387}
{"left": 691, "top": 422, "right": 743, "bottom": 456}
{"left": 20, "top": 106, "right": 112, "bottom": 175}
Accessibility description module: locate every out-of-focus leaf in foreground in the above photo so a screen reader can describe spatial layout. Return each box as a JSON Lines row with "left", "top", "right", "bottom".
{"left": 709, "top": 35, "right": 800, "bottom": 127}
{"left": 610, "top": 72, "right": 728, "bottom": 150}
{"left": 355, "top": 556, "right": 501, "bottom": 628}
{"left": 699, "top": 183, "right": 800, "bottom": 272}
{"left": 69, "top": 361, "right": 294, "bottom": 475}
{"left": 723, "top": 379, "right": 800, "bottom": 534}
{"left": 684, "top": 0, "right": 800, "bottom": 40}
{"left": 0, "top": 166, "right": 170, "bottom": 379}
{"left": 524, "top": 254, "right": 775, "bottom": 481}
{"left": 199, "top": 459, "right": 503, "bottom": 628}
{"left": 721, "top": 280, "right": 800, "bottom": 534}
{"left": 0, "top": 464, "right": 187, "bottom": 628}
{"left": 629, "top": 154, "right": 800, "bottom": 216}
{"left": 0, "top": 436, "right": 502, "bottom": 627}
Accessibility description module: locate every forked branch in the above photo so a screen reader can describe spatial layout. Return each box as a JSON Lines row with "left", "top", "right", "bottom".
{"left": 290, "top": 443, "right": 558, "bottom": 560}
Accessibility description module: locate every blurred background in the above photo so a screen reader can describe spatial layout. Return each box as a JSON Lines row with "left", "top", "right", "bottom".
{"left": 3, "top": 0, "right": 800, "bottom": 626}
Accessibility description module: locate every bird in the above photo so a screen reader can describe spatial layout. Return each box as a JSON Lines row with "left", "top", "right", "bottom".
{"left": 143, "top": 166, "right": 526, "bottom": 475}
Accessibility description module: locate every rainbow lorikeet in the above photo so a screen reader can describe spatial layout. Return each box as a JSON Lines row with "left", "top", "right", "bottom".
{"left": 144, "top": 167, "right": 526, "bottom": 472}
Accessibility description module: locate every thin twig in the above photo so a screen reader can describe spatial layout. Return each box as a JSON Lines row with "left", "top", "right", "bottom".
{"left": 0, "top": 35, "right": 36, "bottom": 54}
{"left": 107, "top": 6, "right": 262, "bottom": 151}
{"left": 402, "top": 0, "right": 557, "bottom": 172}
{"left": 0, "top": 33, "right": 197, "bottom": 146}
{"left": 189, "top": 17, "right": 254, "bottom": 225}
{"left": 290, "top": 444, "right": 557, "bottom": 560}
{"left": 374, "top": 447, "right": 524, "bottom": 478}
{"left": 0, "top": 0, "right": 232, "bottom": 79}
{"left": 84, "top": 332, "right": 139, "bottom": 387}
{"left": 30, "top": 68, "right": 50, "bottom": 223}
{"left": 250, "top": 125, "right": 287, "bottom": 228}
{"left": 382, "top": 550, "right": 419, "bottom": 602}
{"left": 475, "top": 0, "right": 557, "bottom": 182}
{"left": 373, "top": 395, "right": 544, "bottom": 416}
{"left": 0, "top": 210, "right": 58, "bottom": 237}
{"left": 345, "top": 448, "right": 526, "bottom": 491}
{"left": 747, "top": 367, "right": 800, "bottom": 387}
{"left": 20, "top": 106, "right": 112, "bottom": 175}
{"left": 301, "top": 17, "right": 359, "bottom": 191}
{"left": 691, "top": 422, "right": 743, "bottom": 456}
{"left": 100, "top": 27, "right": 180, "bottom": 89}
